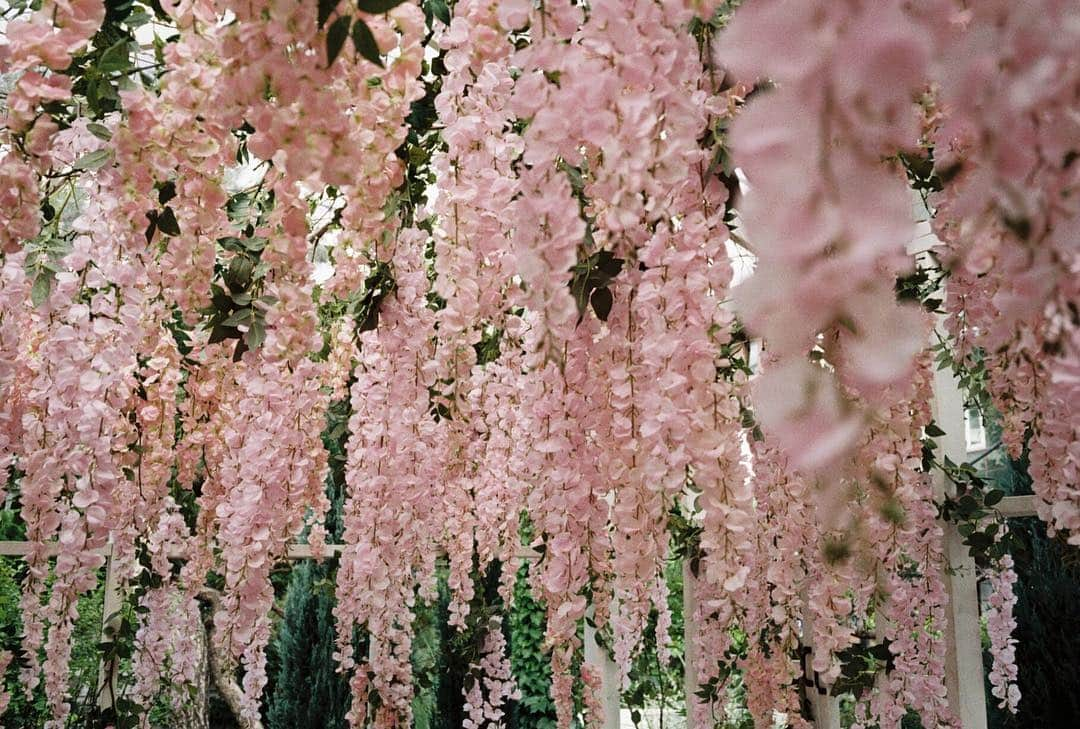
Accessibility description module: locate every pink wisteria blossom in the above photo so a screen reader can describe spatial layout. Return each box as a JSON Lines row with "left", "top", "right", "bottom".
{"left": 1, "top": 0, "right": 1071, "bottom": 726}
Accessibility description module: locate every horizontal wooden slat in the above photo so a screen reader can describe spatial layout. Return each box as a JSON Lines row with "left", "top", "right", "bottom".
{"left": 997, "top": 494, "right": 1038, "bottom": 519}
{"left": 0, "top": 540, "right": 541, "bottom": 561}
{"left": 284, "top": 543, "right": 344, "bottom": 560}
{"left": 0, "top": 540, "right": 109, "bottom": 557}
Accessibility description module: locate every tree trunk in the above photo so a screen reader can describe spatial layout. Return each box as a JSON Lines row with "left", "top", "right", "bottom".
{"left": 199, "top": 588, "right": 265, "bottom": 729}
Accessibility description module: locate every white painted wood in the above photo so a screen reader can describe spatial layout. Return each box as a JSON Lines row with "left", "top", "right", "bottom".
{"left": 799, "top": 590, "right": 842, "bottom": 729}
{"left": 0, "top": 541, "right": 545, "bottom": 561}
{"left": 997, "top": 495, "right": 1037, "bottom": 519}
{"left": 584, "top": 605, "right": 622, "bottom": 729}
{"left": 682, "top": 560, "right": 699, "bottom": 720}
{"left": 0, "top": 540, "right": 108, "bottom": 557}
{"left": 931, "top": 362, "right": 989, "bottom": 729}
{"left": 96, "top": 546, "right": 123, "bottom": 710}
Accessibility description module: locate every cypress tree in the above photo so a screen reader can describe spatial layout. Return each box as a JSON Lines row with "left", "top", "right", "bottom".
{"left": 266, "top": 559, "right": 350, "bottom": 729}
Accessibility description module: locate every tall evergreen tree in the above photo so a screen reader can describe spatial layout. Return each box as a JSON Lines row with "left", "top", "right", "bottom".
{"left": 266, "top": 560, "right": 351, "bottom": 729}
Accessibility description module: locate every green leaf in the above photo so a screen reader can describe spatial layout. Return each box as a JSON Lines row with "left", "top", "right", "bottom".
{"left": 226, "top": 191, "right": 253, "bottom": 224}
{"left": 318, "top": 0, "right": 339, "bottom": 28}
{"left": 86, "top": 122, "right": 112, "bottom": 141}
{"left": 957, "top": 494, "right": 979, "bottom": 517}
{"left": 157, "top": 180, "right": 176, "bottom": 205}
{"left": 207, "top": 324, "right": 239, "bottom": 344}
{"left": 220, "top": 307, "right": 253, "bottom": 327}
{"left": 356, "top": 0, "right": 409, "bottom": 13}
{"left": 242, "top": 236, "right": 267, "bottom": 253}
{"left": 72, "top": 148, "right": 112, "bottom": 171}
{"left": 217, "top": 236, "right": 246, "bottom": 253}
{"left": 98, "top": 40, "right": 131, "bottom": 73}
{"left": 984, "top": 489, "right": 1005, "bottom": 507}
{"left": 595, "top": 251, "right": 624, "bottom": 279}
{"left": 157, "top": 206, "right": 181, "bottom": 236}
{"left": 326, "top": 14, "right": 351, "bottom": 67}
{"left": 590, "top": 286, "right": 613, "bottom": 321}
{"left": 125, "top": 8, "right": 151, "bottom": 27}
{"left": 924, "top": 421, "right": 946, "bottom": 438}
{"left": 350, "top": 18, "right": 384, "bottom": 67}
{"left": 244, "top": 317, "right": 266, "bottom": 350}
{"left": 225, "top": 255, "right": 254, "bottom": 292}
{"left": 425, "top": 0, "right": 450, "bottom": 25}
{"left": 30, "top": 272, "right": 53, "bottom": 307}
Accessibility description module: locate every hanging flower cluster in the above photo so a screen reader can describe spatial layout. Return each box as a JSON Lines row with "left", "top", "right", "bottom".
{"left": 0, "top": 0, "right": 1073, "bottom": 727}
{"left": 718, "top": 0, "right": 934, "bottom": 473}
{"left": 334, "top": 228, "right": 444, "bottom": 727}
{"left": 983, "top": 555, "right": 1021, "bottom": 714}
{"left": 130, "top": 585, "right": 205, "bottom": 720}
{"left": 928, "top": 0, "right": 1080, "bottom": 544}
{"left": 461, "top": 617, "right": 520, "bottom": 729}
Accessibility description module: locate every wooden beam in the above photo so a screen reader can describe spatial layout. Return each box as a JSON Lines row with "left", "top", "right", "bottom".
{"left": 932, "top": 358, "right": 989, "bottom": 729}
{"left": 583, "top": 604, "right": 621, "bottom": 729}
{"left": 0, "top": 540, "right": 541, "bottom": 562}
{"left": 97, "top": 547, "right": 122, "bottom": 711}
{"left": 683, "top": 560, "right": 700, "bottom": 721}
{"left": 997, "top": 495, "right": 1038, "bottom": 519}
{"left": 799, "top": 589, "right": 842, "bottom": 729}
{"left": 0, "top": 540, "right": 96, "bottom": 557}
{"left": 283, "top": 543, "right": 344, "bottom": 560}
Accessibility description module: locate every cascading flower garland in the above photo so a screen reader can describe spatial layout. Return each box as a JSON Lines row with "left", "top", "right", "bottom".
{"left": 983, "top": 555, "right": 1021, "bottom": 714}
{"left": 461, "top": 616, "right": 520, "bottom": 729}
{"left": 0, "top": 0, "right": 1073, "bottom": 726}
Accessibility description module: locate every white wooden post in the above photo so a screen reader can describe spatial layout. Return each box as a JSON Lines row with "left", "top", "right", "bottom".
{"left": 583, "top": 604, "right": 621, "bottom": 729}
{"left": 931, "top": 361, "right": 989, "bottom": 729}
{"left": 683, "top": 560, "right": 700, "bottom": 721}
{"left": 799, "top": 590, "right": 843, "bottom": 729}
{"left": 96, "top": 545, "right": 122, "bottom": 711}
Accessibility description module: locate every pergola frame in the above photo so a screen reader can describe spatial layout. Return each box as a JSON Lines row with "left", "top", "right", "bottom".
{"left": 0, "top": 369, "right": 1040, "bottom": 728}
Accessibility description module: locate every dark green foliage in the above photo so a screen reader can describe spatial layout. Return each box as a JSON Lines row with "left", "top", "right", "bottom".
{"left": 0, "top": 557, "right": 104, "bottom": 728}
{"left": 508, "top": 563, "right": 557, "bottom": 729}
{"left": 988, "top": 517, "right": 1080, "bottom": 728}
{"left": 474, "top": 326, "right": 503, "bottom": 366}
{"left": 431, "top": 561, "right": 505, "bottom": 728}
{"left": 323, "top": 2, "right": 410, "bottom": 68}
{"left": 350, "top": 17, "right": 384, "bottom": 68}
{"left": 622, "top": 558, "right": 686, "bottom": 725}
{"left": 894, "top": 255, "right": 945, "bottom": 315}
{"left": 266, "top": 560, "right": 351, "bottom": 729}
{"left": 569, "top": 250, "right": 623, "bottom": 324}
{"left": 356, "top": 0, "right": 411, "bottom": 12}
{"left": 198, "top": 185, "right": 276, "bottom": 360}
{"left": 929, "top": 409, "right": 1023, "bottom": 571}
{"left": 354, "top": 261, "right": 397, "bottom": 336}
{"left": 318, "top": 0, "right": 340, "bottom": 28}
{"left": 411, "top": 591, "right": 443, "bottom": 728}
{"left": 265, "top": 394, "right": 352, "bottom": 729}
{"left": 968, "top": 412, "right": 1080, "bottom": 728}
{"left": 431, "top": 564, "right": 468, "bottom": 729}
{"left": 325, "top": 15, "right": 352, "bottom": 66}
